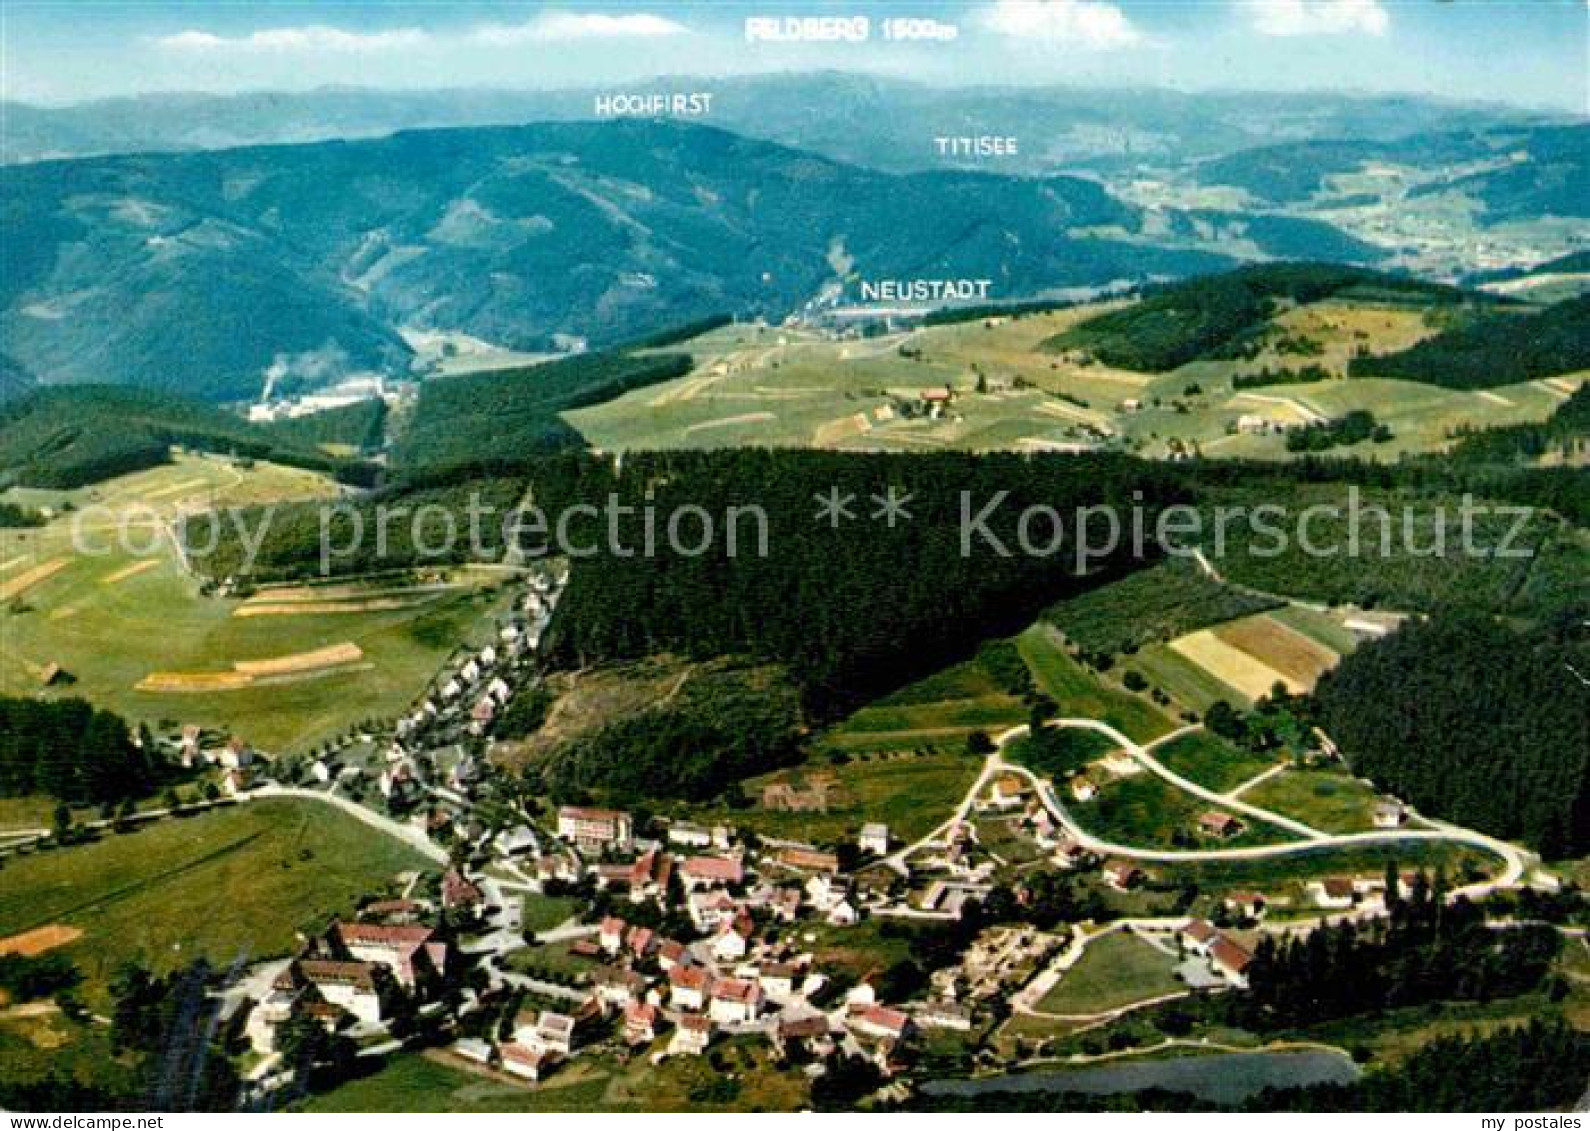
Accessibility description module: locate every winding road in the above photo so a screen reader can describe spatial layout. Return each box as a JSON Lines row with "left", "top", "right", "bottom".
{"left": 883, "top": 719, "right": 1532, "bottom": 901}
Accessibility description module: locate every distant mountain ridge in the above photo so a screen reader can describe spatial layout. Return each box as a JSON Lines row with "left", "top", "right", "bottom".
{"left": 5, "top": 118, "right": 1250, "bottom": 400}
{"left": 3, "top": 75, "right": 1551, "bottom": 170}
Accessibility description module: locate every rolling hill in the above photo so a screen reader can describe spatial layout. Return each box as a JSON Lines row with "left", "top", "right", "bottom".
{"left": 1040, "top": 262, "right": 1480, "bottom": 373}
{"left": 2, "top": 119, "right": 1255, "bottom": 402}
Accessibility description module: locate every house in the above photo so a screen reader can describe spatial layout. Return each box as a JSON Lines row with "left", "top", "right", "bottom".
{"left": 757, "top": 963, "right": 800, "bottom": 1001}
{"left": 657, "top": 939, "right": 690, "bottom": 972}
{"left": 460, "top": 659, "right": 481, "bottom": 683}
{"left": 709, "top": 978, "right": 762, "bottom": 1025}
{"left": 594, "top": 966, "right": 648, "bottom": 1008}
{"left": 515, "top": 1010, "right": 576, "bottom": 1057}
{"left": 335, "top": 921, "right": 447, "bottom": 988}
{"left": 988, "top": 774, "right": 1028, "bottom": 809}
{"left": 599, "top": 917, "right": 627, "bottom": 955}
{"left": 916, "top": 1001, "right": 973, "bottom": 1031}
{"left": 624, "top": 1001, "right": 658, "bottom": 1045}
{"left": 850, "top": 1004, "right": 913, "bottom": 1042}
{"left": 1373, "top": 800, "right": 1407, "bottom": 829}
{"left": 669, "top": 964, "right": 712, "bottom": 1012}
{"left": 453, "top": 1037, "right": 493, "bottom": 1065}
{"left": 495, "top": 826, "right": 538, "bottom": 857}
{"left": 1224, "top": 891, "right": 1268, "bottom": 920}
{"left": 827, "top": 899, "right": 859, "bottom": 927}
{"left": 486, "top": 676, "right": 512, "bottom": 703}
{"left": 627, "top": 926, "right": 657, "bottom": 961}
{"left": 1069, "top": 774, "right": 1098, "bottom": 802}
{"left": 711, "top": 912, "right": 754, "bottom": 963}
{"left": 858, "top": 823, "right": 890, "bottom": 856}
{"left": 775, "top": 1013, "right": 834, "bottom": 1056}
{"left": 220, "top": 767, "right": 252, "bottom": 798}
{"left": 1235, "top": 413, "right": 1270, "bottom": 434}
{"left": 1197, "top": 810, "right": 1245, "bottom": 839}
{"left": 556, "top": 806, "right": 632, "bottom": 852}
{"left": 219, "top": 737, "right": 253, "bottom": 770}
{"left": 441, "top": 868, "right": 483, "bottom": 913}
{"left": 1102, "top": 859, "right": 1145, "bottom": 891}
{"left": 292, "top": 960, "right": 385, "bottom": 1025}
{"left": 669, "top": 1014, "right": 712, "bottom": 1056}
{"left": 1310, "top": 877, "right": 1356, "bottom": 909}
{"left": 667, "top": 822, "right": 714, "bottom": 849}
{"left": 500, "top": 1042, "right": 557, "bottom": 1082}
{"left": 688, "top": 890, "right": 739, "bottom": 932}
{"left": 361, "top": 899, "right": 424, "bottom": 925}
{"left": 680, "top": 855, "right": 744, "bottom": 889}
{"left": 1179, "top": 919, "right": 1219, "bottom": 956}
{"left": 1209, "top": 937, "right": 1254, "bottom": 988}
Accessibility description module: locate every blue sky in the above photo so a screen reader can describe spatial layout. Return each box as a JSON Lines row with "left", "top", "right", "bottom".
{"left": 3, "top": 1, "right": 1586, "bottom": 109}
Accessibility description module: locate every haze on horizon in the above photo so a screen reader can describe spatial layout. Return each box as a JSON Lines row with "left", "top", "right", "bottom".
{"left": 2, "top": 0, "right": 1586, "bottom": 113}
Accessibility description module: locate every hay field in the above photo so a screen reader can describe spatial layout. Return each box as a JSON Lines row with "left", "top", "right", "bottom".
{"left": 0, "top": 458, "right": 510, "bottom": 751}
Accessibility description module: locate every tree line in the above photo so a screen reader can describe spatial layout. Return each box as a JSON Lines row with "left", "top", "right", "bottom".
{"left": 0, "top": 696, "right": 161, "bottom": 807}
{"left": 1314, "top": 614, "right": 1590, "bottom": 856}
{"left": 1232, "top": 868, "right": 1562, "bottom": 1031}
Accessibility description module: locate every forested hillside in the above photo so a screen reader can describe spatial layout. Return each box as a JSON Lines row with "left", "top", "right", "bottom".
{"left": 1351, "top": 295, "right": 1590, "bottom": 389}
{"left": 1042, "top": 263, "right": 1475, "bottom": 372}
{"left": 1313, "top": 614, "right": 1590, "bottom": 856}
{"left": 0, "top": 386, "right": 377, "bottom": 488}
{"left": 395, "top": 351, "right": 692, "bottom": 471}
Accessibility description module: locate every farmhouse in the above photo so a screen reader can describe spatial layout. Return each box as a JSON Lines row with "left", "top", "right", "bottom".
{"left": 1373, "top": 800, "right": 1407, "bottom": 828}
{"left": 1209, "top": 936, "right": 1254, "bottom": 988}
{"left": 1102, "top": 860, "right": 1146, "bottom": 891}
{"left": 858, "top": 822, "right": 891, "bottom": 856}
{"left": 1179, "top": 919, "right": 1219, "bottom": 956}
{"left": 1197, "top": 810, "right": 1245, "bottom": 839}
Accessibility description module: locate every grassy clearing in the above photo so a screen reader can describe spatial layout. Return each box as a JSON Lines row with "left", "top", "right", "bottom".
{"left": 1242, "top": 768, "right": 1387, "bottom": 834}
{"left": 301, "top": 1052, "right": 622, "bottom": 1113}
{"left": 1016, "top": 624, "right": 1174, "bottom": 743}
{"left": 1035, "top": 931, "right": 1183, "bottom": 1016}
{"left": 519, "top": 895, "right": 580, "bottom": 935}
{"left": 686, "top": 748, "right": 981, "bottom": 846}
{"left": 1151, "top": 730, "right": 1283, "bottom": 794}
{"left": 0, "top": 457, "right": 513, "bottom": 752}
{"left": 0, "top": 799, "right": 430, "bottom": 1004}
{"left": 1080, "top": 773, "right": 1301, "bottom": 850}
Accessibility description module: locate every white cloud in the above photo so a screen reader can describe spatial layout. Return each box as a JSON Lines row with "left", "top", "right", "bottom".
{"left": 469, "top": 13, "right": 687, "bottom": 46}
{"left": 154, "top": 11, "right": 687, "bottom": 55}
{"left": 979, "top": 0, "right": 1142, "bottom": 49}
{"left": 155, "top": 26, "right": 429, "bottom": 53}
{"left": 1246, "top": 0, "right": 1390, "bottom": 38}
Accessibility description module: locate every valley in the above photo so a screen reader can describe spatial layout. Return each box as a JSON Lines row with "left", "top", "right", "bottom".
{"left": 0, "top": 24, "right": 1586, "bottom": 1117}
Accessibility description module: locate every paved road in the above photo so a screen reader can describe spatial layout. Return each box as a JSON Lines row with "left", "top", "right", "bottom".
{"left": 1064, "top": 718, "right": 1329, "bottom": 841}
{"left": 886, "top": 720, "right": 1531, "bottom": 898}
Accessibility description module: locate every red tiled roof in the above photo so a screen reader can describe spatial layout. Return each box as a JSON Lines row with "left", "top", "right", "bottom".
{"left": 682, "top": 855, "right": 744, "bottom": 884}
{"left": 1210, "top": 936, "right": 1253, "bottom": 974}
